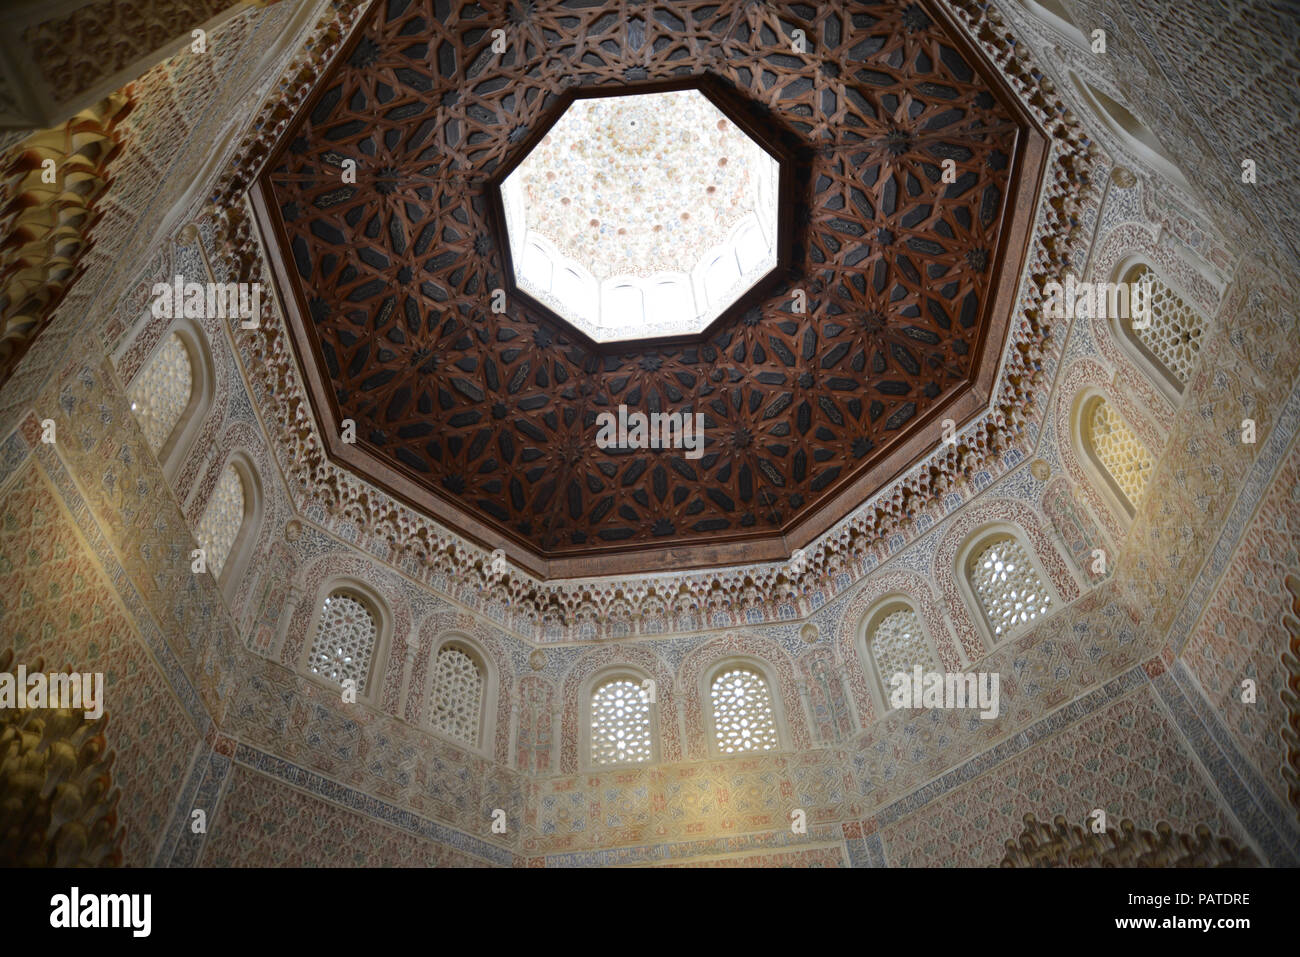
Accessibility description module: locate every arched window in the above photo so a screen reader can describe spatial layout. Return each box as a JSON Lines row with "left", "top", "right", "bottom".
{"left": 1079, "top": 394, "right": 1154, "bottom": 515}
{"left": 1070, "top": 76, "right": 1188, "bottom": 188}
{"left": 429, "top": 643, "right": 485, "bottom": 747}
{"left": 963, "top": 532, "right": 1054, "bottom": 643}
{"left": 590, "top": 676, "right": 654, "bottom": 766}
{"left": 197, "top": 464, "right": 245, "bottom": 579}
{"left": 306, "top": 591, "right": 379, "bottom": 695}
{"left": 1119, "top": 263, "right": 1206, "bottom": 393}
{"left": 129, "top": 333, "right": 191, "bottom": 454}
{"left": 125, "top": 319, "right": 214, "bottom": 481}
{"left": 1022, "top": 0, "right": 1076, "bottom": 22}
{"left": 1015, "top": 0, "right": 1087, "bottom": 46}
{"left": 862, "top": 599, "right": 939, "bottom": 709}
{"left": 708, "top": 666, "right": 780, "bottom": 754}
{"left": 194, "top": 452, "right": 262, "bottom": 601}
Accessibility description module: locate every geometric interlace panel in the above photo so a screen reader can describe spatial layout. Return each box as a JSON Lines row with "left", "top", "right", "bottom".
{"left": 196, "top": 464, "right": 243, "bottom": 578}
{"left": 710, "top": 668, "right": 779, "bottom": 754}
{"left": 429, "top": 645, "right": 483, "bottom": 746}
{"left": 128, "top": 332, "right": 191, "bottom": 454}
{"left": 871, "top": 606, "right": 939, "bottom": 691}
{"left": 258, "top": 0, "right": 1041, "bottom": 565}
{"left": 1127, "top": 264, "right": 1205, "bottom": 387}
{"left": 306, "top": 592, "right": 377, "bottom": 694}
{"left": 1086, "top": 398, "right": 1153, "bottom": 508}
{"left": 590, "top": 678, "right": 653, "bottom": 765}
{"left": 969, "top": 535, "right": 1052, "bottom": 640}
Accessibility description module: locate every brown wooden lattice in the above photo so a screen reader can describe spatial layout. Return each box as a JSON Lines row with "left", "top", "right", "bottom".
{"left": 254, "top": 0, "right": 1046, "bottom": 576}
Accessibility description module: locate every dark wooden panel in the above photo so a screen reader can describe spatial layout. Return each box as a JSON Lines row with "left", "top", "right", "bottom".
{"left": 254, "top": 0, "right": 1046, "bottom": 571}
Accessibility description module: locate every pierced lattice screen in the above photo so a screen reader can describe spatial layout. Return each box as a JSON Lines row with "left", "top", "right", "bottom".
{"left": 591, "top": 678, "right": 653, "bottom": 765}
{"left": 710, "top": 668, "right": 779, "bottom": 754}
{"left": 969, "top": 536, "right": 1053, "bottom": 640}
{"left": 870, "top": 605, "right": 939, "bottom": 692}
{"left": 128, "top": 333, "right": 191, "bottom": 454}
{"left": 197, "top": 465, "right": 243, "bottom": 578}
{"left": 307, "top": 592, "right": 377, "bottom": 693}
{"left": 1126, "top": 264, "right": 1205, "bottom": 387}
{"left": 1086, "top": 398, "right": 1153, "bottom": 508}
{"left": 430, "top": 645, "right": 484, "bottom": 746}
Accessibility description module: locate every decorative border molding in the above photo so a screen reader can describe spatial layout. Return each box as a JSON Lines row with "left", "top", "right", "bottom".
{"left": 1151, "top": 662, "right": 1300, "bottom": 867}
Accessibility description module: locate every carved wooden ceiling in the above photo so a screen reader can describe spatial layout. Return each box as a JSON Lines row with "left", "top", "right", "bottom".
{"left": 253, "top": 0, "right": 1046, "bottom": 578}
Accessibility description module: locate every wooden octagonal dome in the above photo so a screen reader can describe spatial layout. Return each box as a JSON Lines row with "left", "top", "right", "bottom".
{"left": 252, "top": 0, "right": 1047, "bottom": 578}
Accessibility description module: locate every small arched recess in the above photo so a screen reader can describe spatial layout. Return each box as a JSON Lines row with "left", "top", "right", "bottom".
{"left": 1070, "top": 74, "right": 1190, "bottom": 188}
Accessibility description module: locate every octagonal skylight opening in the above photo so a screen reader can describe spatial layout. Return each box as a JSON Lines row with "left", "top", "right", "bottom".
{"left": 500, "top": 89, "right": 780, "bottom": 343}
